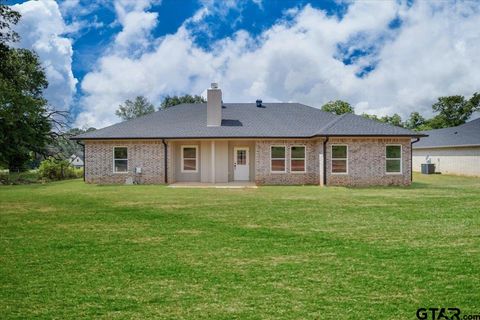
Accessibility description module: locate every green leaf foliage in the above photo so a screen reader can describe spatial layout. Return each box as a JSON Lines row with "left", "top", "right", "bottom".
{"left": 160, "top": 94, "right": 206, "bottom": 109}
{"left": 38, "top": 157, "right": 82, "bottom": 181}
{"left": 116, "top": 96, "right": 155, "bottom": 121}
{"left": 321, "top": 100, "right": 354, "bottom": 115}
{"left": 0, "top": 4, "right": 65, "bottom": 172}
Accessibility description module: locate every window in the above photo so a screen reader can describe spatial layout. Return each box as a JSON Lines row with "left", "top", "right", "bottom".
{"left": 331, "top": 145, "right": 348, "bottom": 174}
{"left": 271, "top": 146, "right": 286, "bottom": 172}
{"left": 113, "top": 147, "right": 128, "bottom": 173}
{"left": 291, "top": 146, "right": 306, "bottom": 172}
{"left": 237, "top": 149, "right": 247, "bottom": 165}
{"left": 182, "top": 146, "right": 198, "bottom": 172}
{"left": 386, "top": 145, "right": 402, "bottom": 173}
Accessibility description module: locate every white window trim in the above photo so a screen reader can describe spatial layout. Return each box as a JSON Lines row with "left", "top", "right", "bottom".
{"left": 113, "top": 146, "right": 128, "bottom": 174}
{"left": 270, "top": 145, "right": 286, "bottom": 173}
{"left": 385, "top": 144, "right": 403, "bottom": 175}
{"left": 290, "top": 145, "right": 306, "bottom": 173}
{"left": 181, "top": 145, "right": 198, "bottom": 173}
{"left": 331, "top": 144, "right": 348, "bottom": 175}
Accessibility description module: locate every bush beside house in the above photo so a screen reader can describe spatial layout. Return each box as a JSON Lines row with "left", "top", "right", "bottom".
{"left": 0, "top": 158, "right": 83, "bottom": 185}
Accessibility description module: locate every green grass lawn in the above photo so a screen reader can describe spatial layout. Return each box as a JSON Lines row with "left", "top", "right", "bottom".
{"left": 1, "top": 174, "right": 479, "bottom": 319}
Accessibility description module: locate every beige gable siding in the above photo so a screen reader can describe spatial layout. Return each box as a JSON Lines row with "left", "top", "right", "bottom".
{"left": 214, "top": 141, "right": 229, "bottom": 183}
{"left": 326, "top": 137, "right": 411, "bottom": 186}
{"left": 84, "top": 140, "right": 165, "bottom": 184}
{"left": 413, "top": 147, "right": 480, "bottom": 177}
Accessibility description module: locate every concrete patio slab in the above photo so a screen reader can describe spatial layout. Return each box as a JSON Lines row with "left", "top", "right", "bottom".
{"left": 168, "top": 182, "right": 258, "bottom": 189}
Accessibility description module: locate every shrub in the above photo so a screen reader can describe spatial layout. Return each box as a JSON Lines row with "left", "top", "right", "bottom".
{"left": 38, "top": 158, "right": 78, "bottom": 181}
{"left": 73, "top": 167, "right": 84, "bottom": 179}
{"left": 0, "top": 171, "right": 40, "bottom": 185}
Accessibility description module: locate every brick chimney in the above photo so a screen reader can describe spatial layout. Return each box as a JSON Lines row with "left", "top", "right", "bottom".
{"left": 207, "top": 82, "right": 222, "bottom": 127}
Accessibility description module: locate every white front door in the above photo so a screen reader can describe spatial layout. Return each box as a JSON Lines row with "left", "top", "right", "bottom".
{"left": 234, "top": 147, "right": 249, "bottom": 181}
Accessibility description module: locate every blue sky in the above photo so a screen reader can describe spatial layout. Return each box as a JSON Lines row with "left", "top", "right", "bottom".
{"left": 7, "top": 0, "right": 480, "bottom": 128}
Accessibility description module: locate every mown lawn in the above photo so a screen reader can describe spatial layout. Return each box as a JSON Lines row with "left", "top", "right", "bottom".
{"left": 0, "top": 174, "right": 479, "bottom": 319}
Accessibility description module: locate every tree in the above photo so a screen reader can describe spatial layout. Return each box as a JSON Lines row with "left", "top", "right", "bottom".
{"left": 321, "top": 100, "right": 354, "bottom": 115}
{"left": 380, "top": 113, "right": 403, "bottom": 127}
{"left": 361, "top": 113, "right": 380, "bottom": 121}
{"left": 160, "top": 94, "right": 206, "bottom": 109}
{"left": 428, "top": 93, "right": 480, "bottom": 129}
{"left": 404, "top": 112, "right": 427, "bottom": 130}
{"left": 0, "top": 2, "right": 20, "bottom": 43}
{"left": 50, "top": 127, "right": 96, "bottom": 159}
{"left": 362, "top": 113, "right": 404, "bottom": 127}
{"left": 0, "top": 4, "right": 66, "bottom": 171}
{"left": 116, "top": 96, "right": 155, "bottom": 121}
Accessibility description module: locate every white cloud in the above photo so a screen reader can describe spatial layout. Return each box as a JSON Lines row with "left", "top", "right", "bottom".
{"left": 76, "top": 0, "right": 480, "bottom": 128}
{"left": 113, "top": 0, "right": 159, "bottom": 51}
{"left": 13, "top": 0, "right": 77, "bottom": 111}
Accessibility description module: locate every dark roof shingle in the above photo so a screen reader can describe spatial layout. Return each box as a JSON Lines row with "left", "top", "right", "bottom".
{"left": 413, "top": 118, "right": 480, "bottom": 148}
{"left": 73, "top": 103, "right": 422, "bottom": 140}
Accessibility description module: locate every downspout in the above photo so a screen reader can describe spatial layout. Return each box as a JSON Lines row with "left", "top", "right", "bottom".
{"left": 411, "top": 137, "right": 420, "bottom": 184}
{"left": 323, "top": 136, "right": 329, "bottom": 186}
{"left": 162, "top": 139, "right": 168, "bottom": 184}
{"left": 76, "top": 140, "right": 85, "bottom": 182}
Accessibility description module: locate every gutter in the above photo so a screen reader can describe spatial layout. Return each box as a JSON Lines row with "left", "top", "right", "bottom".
{"left": 323, "top": 136, "right": 329, "bottom": 186}
{"left": 162, "top": 139, "right": 168, "bottom": 184}
{"left": 411, "top": 137, "right": 420, "bottom": 183}
{"left": 76, "top": 140, "right": 85, "bottom": 182}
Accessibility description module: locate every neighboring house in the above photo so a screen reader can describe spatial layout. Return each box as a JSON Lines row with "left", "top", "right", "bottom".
{"left": 412, "top": 118, "right": 480, "bottom": 177}
{"left": 68, "top": 154, "right": 84, "bottom": 168}
{"left": 72, "top": 84, "right": 424, "bottom": 186}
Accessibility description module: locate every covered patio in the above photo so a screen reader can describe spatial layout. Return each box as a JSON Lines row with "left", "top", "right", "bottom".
{"left": 168, "top": 139, "right": 256, "bottom": 184}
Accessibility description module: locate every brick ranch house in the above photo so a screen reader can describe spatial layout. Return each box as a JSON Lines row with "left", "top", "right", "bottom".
{"left": 72, "top": 84, "right": 426, "bottom": 186}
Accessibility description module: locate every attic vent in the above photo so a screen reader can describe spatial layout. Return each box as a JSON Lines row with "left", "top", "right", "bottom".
{"left": 256, "top": 99, "right": 263, "bottom": 108}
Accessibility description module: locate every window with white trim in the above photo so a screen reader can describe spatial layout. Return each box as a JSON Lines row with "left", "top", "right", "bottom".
{"left": 271, "top": 146, "right": 286, "bottom": 172}
{"left": 113, "top": 147, "right": 128, "bottom": 173}
{"left": 182, "top": 146, "right": 198, "bottom": 172}
{"left": 290, "top": 146, "right": 306, "bottom": 172}
{"left": 386, "top": 145, "right": 402, "bottom": 173}
{"left": 331, "top": 145, "right": 348, "bottom": 174}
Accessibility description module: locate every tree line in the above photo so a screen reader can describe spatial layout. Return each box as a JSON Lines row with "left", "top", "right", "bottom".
{"left": 321, "top": 94, "right": 480, "bottom": 131}
{"left": 115, "top": 95, "right": 206, "bottom": 120}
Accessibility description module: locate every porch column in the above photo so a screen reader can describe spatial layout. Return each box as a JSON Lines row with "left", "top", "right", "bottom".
{"left": 211, "top": 140, "right": 215, "bottom": 183}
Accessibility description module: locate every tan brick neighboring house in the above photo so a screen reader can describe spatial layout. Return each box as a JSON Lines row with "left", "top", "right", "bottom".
{"left": 73, "top": 84, "right": 425, "bottom": 186}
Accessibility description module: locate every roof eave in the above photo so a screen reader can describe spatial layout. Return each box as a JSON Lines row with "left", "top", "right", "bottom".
{"left": 71, "top": 133, "right": 428, "bottom": 141}
{"left": 413, "top": 144, "right": 480, "bottom": 149}
{"left": 313, "top": 133, "right": 428, "bottom": 138}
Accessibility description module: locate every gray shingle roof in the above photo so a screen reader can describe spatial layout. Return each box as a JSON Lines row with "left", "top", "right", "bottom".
{"left": 73, "top": 103, "right": 423, "bottom": 140}
{"left": 413, "top": 118, "right": 480, "bottom": 148}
